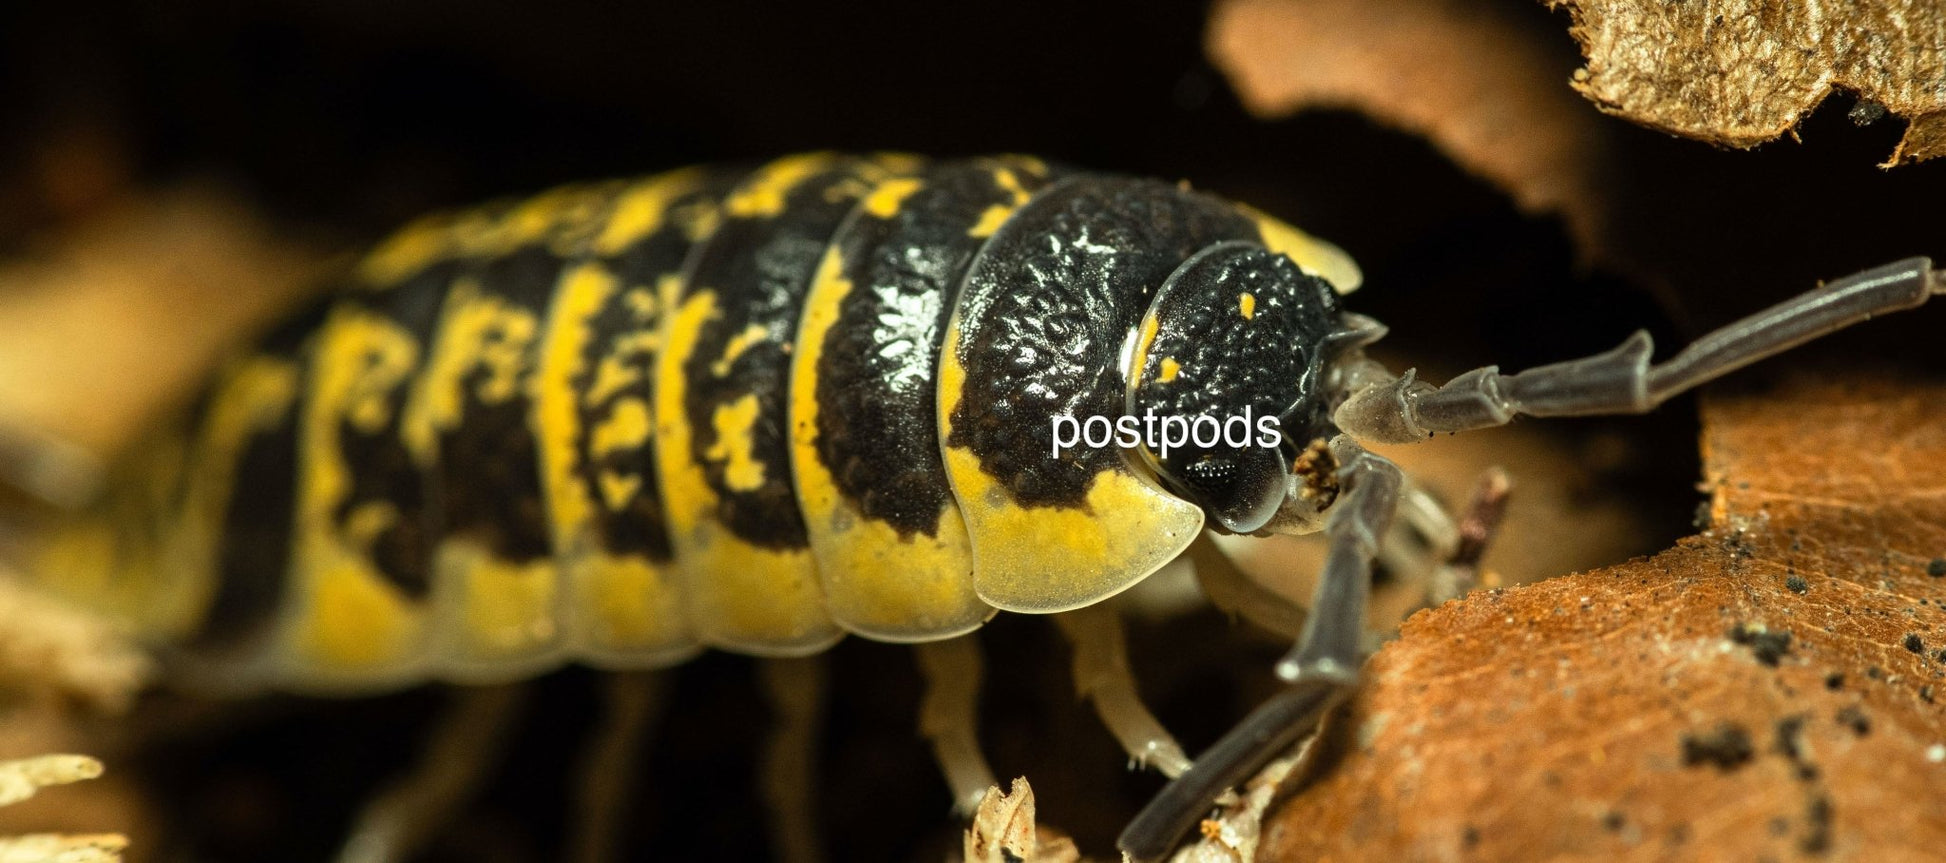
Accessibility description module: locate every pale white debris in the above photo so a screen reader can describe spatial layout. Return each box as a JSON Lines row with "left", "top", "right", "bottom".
{"left": 0, "top": 756, "right": 102, "bottom": 807}
{"left": 0, "top": 833, "right": 125, "bottom": 863}
{"left": 0, "top": 754, "right": 124, "bottom": 863}
{"left": 963, "top": 778, "right": 1080, "bottom": 863}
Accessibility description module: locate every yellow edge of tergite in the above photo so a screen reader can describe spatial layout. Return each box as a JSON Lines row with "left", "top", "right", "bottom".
{"left": 654, "top": 281, "right": 837, "bottom": 655}
{"left": 1239, "top": 205, "right": 1363, "bottom": 294}
{"left": 936, "top": 324, "right": 1205, "bottom": 614}
{"left": 278, "top": 306, "right": 428, "bottom": 689}
{"left": 789, "top": 228, "right": 990, "bottom": 643}
{"left": 154, "top": 355, "right": 302, "bottom": 640}
{"left": 430, "top": 539, "right": 562, "bottom": 683}
{"left": 402, "top": 242, "right": 562, "bottom": 672}
{"left": 534, "top": 185, "right": 695, "bottom": 664}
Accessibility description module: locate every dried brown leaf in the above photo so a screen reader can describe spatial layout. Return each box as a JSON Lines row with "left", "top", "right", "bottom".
{"left": 1261, "top": 368, "right": 1946, "bottom": 860}
{"left": 1206, "top": 0, "right": 1612, "bottom": 249}
{"left": 1548, "top": 0, "right": 1946, "bottom": 166}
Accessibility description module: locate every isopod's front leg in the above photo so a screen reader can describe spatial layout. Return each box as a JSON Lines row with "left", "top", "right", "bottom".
{"left": 1336, "top": 258, "right": 1942, "bottom": 442}
{"left": 1118, "top": 435, "right": 1402, "bottom": 862}
{"left": 1055, "top": 602, "right": 1192, "bottom": 778}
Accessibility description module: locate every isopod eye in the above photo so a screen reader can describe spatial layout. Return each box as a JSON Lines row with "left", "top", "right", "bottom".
{"left": 1177, "top": 444, "right": 1289, "bottom": 533}
{"left": 1125, "top": 241, "right": 1341, "bottom": 533}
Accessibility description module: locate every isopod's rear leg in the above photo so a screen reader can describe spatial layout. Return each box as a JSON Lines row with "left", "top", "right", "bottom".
{"left": 915, "top": 638, "right": 998, "bottom": 815}
{"left": 1336, "top": 258, "right": 1944, "bottom": 441}
{"left": 567, "top": 672, "right": 666, "bottom": 863}
{"left": 1119, "top": 436, "right": 1402, "bottom": 862}
{"left": 1054, "top": 603, "right": 1191, "bottom": 778}
{"left": 759, "top": 656, "right": 826, "bottom": 863}
{"left": 334, "top": 684, "right": 525, "bottom": 863}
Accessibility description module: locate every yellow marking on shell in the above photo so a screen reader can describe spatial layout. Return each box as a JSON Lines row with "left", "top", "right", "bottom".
{"left": 1006, "top": 154, "right": 1050, "bottom": 176}
{"left": 655, "top": 288, "right": 717, "bottom": 537}
{"left": 286, "top": 308, "right": 427, "bottom": 674}
{"left": 691, "top": 534, "right": 833, "bottom": 653}
{"left": 567, "top": 550, "right": 690, "bottom": 659}
{"left": 597, "top": 470, "right": 642, "bottom": 511}
{"left": 584, "top": 354, "right": 641, "bottom": 407}
{"left": 725, "top": 153, "right": 837, "bottom": 219}
{"left": 623, "top": 287, "right": 658, "bottom": 319}
{"left": 1240, "top": 206, "right": 1364, "bottom": 294}
{"left": 357, "top": 213, "right": 454, "bottom": 288}
{"left": 657, "top": 289, "right": 834, "bottom": 654}
{"left": 711, "top": 324, "right": 769, "bottom": 376}
{"left": 938, "top": 325, "right": 1203, "bottom": 614}
{"left": 682, "top": 204, "right": 722, "bottom": 242}
{"left": 530, "top": 257, "right": 693, "bottom": 665}
{"left": 966, "top": 206, "right": 1012, "bottom": 239}
{"left": 156, "top": 356, "right": 301, "bottom": 638}
{"left": 966, "top": 166, "right": 1042, "bottom": 238}
{"left": 993, "top": 167, "right": 1034, "bottom": 205}
{"left": 791, "top": 249, "right": 989, "bottom": 640}
{"left": 432, "top": 539, "right": 559, "bottom": 662}
{"left": 590, "top": 398, "right": 651, "bottom": 457}
{"left": 1158, "top": 357, "right": 1181, "bottom": 383}
{"left": 301, "top": 552, "right": 420, "bottom": 669}
{"left": 862, "top": 177, "right": 924, "bottom": 218}
{"left": 583, "top": 287, "right": 659, "bottom": 407}
{"left": 401, "top": 278, "right": 540, "bottom": 464}
{"left": 594, "top": 168, "right": 704, "bottom": 256}
{"left": 534, "top": 262, "right": 617, "bottom": 555}
{"left": 704, "top": 393, "right": 766, "bottom": 493}
{"left": 1239, "top": 292, "right": 1257, "bottom": 319}
{"left": 502, "top": 187, "right": 600, "bottom": 258}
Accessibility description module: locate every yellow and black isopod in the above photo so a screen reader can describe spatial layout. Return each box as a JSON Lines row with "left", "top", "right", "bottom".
{"left": 23, "top": 151, "right": 1942, "bottom": 861}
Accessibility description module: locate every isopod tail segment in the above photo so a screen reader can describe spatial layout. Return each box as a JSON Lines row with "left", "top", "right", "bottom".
{"left": 1118, "top": 256, "right": 1945, "bottom": 861}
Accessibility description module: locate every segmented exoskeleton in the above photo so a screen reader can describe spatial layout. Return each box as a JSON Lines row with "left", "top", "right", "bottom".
{"left": 36, "top": 150, "right": 1943, "bottom": 861}
{"left": 34, "top": 151, "right": 1359, "bottom": 689}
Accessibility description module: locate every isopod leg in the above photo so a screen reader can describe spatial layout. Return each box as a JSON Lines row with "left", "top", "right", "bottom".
{"left": 915, "top": 638, "right": 998, "bottom": 816}
{"left": 567, "top": 672, "right": 665, "bottom": 863}
{"left": 1054, "top": 603, "right": 1191, "bottom": 778}
{"left": 759, "top": 656, "right": 826, "bottom": 863}
{"left": 334, "top": 683, "right": 525, "bottom": 863}
{"left": 1118, "top": 436, "right": 1402, "bottom": 862}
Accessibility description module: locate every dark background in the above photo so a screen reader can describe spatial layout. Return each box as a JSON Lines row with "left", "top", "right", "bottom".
{"left": 4, "top": 1, "right": 1941, "bottom": 860}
